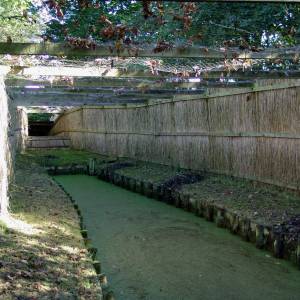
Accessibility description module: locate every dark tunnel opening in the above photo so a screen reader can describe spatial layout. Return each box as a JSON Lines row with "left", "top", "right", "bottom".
{"left": 27, "top": 113, "right": 55, "bottom": 136}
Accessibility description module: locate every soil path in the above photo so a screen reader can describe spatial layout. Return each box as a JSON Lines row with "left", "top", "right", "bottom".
{"left": 55, "top": 175, "right": 300, "bottom": 300}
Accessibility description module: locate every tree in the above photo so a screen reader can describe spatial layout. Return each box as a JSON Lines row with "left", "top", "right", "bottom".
{"left": 0, "top": 0, "right": 41, "bottom": 42}
{"left": 40, "top": 1, "right": 300, "bottom": 48}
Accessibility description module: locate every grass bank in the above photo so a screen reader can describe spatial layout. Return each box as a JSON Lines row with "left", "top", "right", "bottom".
{"left": 0, "top": 152, "right": 102, "bottom": 299}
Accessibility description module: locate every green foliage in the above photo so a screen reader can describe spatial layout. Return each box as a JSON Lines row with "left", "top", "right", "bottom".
{"left": 192, "top": 2, "right": 300, "bottom": 47}
{"left": 0, "top": 0, "right": 42, "bottom": 42}
{"left": 28, "top": 113, "right": 54, "bottom": 123}
{"left": 43, "top": 1, "right": 300, "bottom": 47}
{"left": 1, "top": 1, "right": 299, "bottom": 47}
{"left": 25, "top": 148, "right": 108, "bottom": 167}
{"left": 0, "top": 219, "right": 8, "bottom": 234}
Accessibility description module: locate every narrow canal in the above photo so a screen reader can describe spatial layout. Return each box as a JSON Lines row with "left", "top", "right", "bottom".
{"left": 55, "top": 175, "right": 300, "bottom": 300}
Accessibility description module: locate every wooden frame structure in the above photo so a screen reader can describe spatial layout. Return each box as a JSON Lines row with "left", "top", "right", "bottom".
{"left": 2, "top": 41, "right": 299, "bottom": 108}
{"left": 1, "top": 42, "right": 299, "bottom": 59}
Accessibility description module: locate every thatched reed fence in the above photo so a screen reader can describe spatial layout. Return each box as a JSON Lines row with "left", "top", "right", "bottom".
{"left": 51, "top": 82, "right": 300, "bottom": 190}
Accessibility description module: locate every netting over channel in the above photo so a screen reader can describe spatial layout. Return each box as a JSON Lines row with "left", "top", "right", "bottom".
{"left": 1, "top": 44, "right": 300, "bottom": 79}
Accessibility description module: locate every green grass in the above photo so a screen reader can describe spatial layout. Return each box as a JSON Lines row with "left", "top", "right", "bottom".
{"left": 115, "top": 162, "right": 184, "bottom": 183}
{"left": 24, "top": 149, "right": 112, "bottom": 167}
{"left": 0, "top": 220, "right": 8, "bottom": 234}
{"left": 0, "top": 153, "right": 102, "bottom": 299}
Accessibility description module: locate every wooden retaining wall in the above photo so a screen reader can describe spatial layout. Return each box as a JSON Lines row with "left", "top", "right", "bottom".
{"left": 51, "top": 83, "right": 300, "bottom": 190}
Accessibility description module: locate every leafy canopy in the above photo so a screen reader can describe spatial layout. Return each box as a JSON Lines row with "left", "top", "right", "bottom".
{"left": 1, "top": 1, "right": 300, "bottom": 49}
{"left": 0, "top": 0, "right": 42, "bottom": 42}
{"left": 40, "top": 1, "right": 300, "bottom": 48}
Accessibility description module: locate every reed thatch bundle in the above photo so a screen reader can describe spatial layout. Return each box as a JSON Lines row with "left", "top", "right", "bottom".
{"left": 51, "top": 82, "right": 300, "bottom": 190}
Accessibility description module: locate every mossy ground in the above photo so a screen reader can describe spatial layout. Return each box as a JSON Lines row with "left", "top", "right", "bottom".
{"left": 25, "top": 149, "right": 111, "bottom": 167}
{"left": 28, "top": 149, "right": 300, "bottom": 227}
{"left": 0, "top": 152, "right": 102, "bottom": 299}
{"left": 21, "top": 148, "right": 300, "bottom": 228}
{"left": 56, "top": 175, "right": 300, "bottom": 300}
{"left": 2, "top": 148, "right": 299, "bottom": 299}
{"left": 115, "top": 162, "right": 184, "bottom": 183}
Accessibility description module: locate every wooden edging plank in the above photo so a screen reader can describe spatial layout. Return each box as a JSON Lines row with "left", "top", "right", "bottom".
{"left": 51, "top": 129, "right": 300, "bottom": 140}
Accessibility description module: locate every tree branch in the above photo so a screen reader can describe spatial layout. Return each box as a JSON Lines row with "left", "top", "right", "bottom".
{"left": 0, "top": 15, "right": 25, "bottom": 20}
{"left": 208, "top": 21, "right": 253, "bottom": 35}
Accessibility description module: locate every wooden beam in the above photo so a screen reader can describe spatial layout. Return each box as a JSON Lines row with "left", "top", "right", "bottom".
{"left": 6, "top": 77, "right": 254, "bottom": 89}
{"left": 20, "top": 66, "right": 154, "bottom": 77}
{"left": 8, "top": 87, "right": 209, "bottom": 94}
{"left": 24, "top": 106, "right": 70, "bottom": 114}
{"left": 8, "top": 91, "right": 184, "bottom": 101}
{"left": 5, "top": 70, "right": 300, "bottom": 90}
{"left": 0, "top": 42, "right": 299, "bottom": 59}
{"left": 11, "top": 94, "right": 149, "bottom": 106}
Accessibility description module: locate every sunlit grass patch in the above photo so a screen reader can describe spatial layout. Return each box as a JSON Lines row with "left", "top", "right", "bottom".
{"left": 0, "top": 152, "right": 102, "bottom": 299}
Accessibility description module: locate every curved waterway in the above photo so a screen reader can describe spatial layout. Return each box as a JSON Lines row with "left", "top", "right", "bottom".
{"left": 55, "top": 175, "right": 300, "bottom": 300}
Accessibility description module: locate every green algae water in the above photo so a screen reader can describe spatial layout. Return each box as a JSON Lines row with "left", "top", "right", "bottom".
{"left": 55, "top": 175, "right": 300, "bottom": 300}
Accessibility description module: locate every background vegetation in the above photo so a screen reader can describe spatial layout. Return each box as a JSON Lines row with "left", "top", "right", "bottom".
{"left": 39, "top": 1, "right": 300, "bottom": 48}
{"left": 1, "top": 1, "right": 300, "bottom": 48}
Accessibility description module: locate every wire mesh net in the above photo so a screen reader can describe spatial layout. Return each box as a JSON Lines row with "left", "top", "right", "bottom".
{"left": 1, "top": 44, "right": 300, "bottom": 80}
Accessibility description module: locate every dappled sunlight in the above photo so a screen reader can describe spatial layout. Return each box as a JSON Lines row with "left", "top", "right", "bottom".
{"left": 0, "top": 153, "right": 102, "bottom": 299}
{"left": 0, "top": 213, "right": 40, "bottom": 235}
{"left": 1, "top": 4, "right": 300, "bottom": 299}
{"left": 22, "top": 66, "right": 114, "bottom": 77}
{"left": 60, "top": 245, "right": 81, "bottom": 255}
{"left": 41, "top": 221, "right": 78, "bottom": 237}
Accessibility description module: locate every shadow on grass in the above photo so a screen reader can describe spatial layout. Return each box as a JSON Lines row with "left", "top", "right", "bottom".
{"left": 0, "top": 224, "right": 101, "bottom": 299}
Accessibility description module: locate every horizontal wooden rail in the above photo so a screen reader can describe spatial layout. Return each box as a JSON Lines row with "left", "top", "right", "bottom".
{"left": 27, "top": 136, "right": 70, "bottom": 140}
{"left": 8, "top": 88, "right": 207, "bottom": 95}
{"left": 0, "top": 43, "right": 299, "bottom": 59}
{"left": 53, "top": 129, "right": 300, "bottom": 140}
{"left": 25, "top": 107, "right": 71, "bottom": 113}
{"left": 7, "top": 81, "right": 253, "bottom": 90}
{"left": 6, "top": 70, "right": 300, "bottom": 87}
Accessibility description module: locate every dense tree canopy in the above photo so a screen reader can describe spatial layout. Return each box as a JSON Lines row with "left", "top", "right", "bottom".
{"left": 39, "top": 1, "right": 300, "bottom": 49}
{"left": 1, "top": 1, "right": 300, "bottom": 50}
{"left": 0, "top": 0, "right": 42, "bottom": 42}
